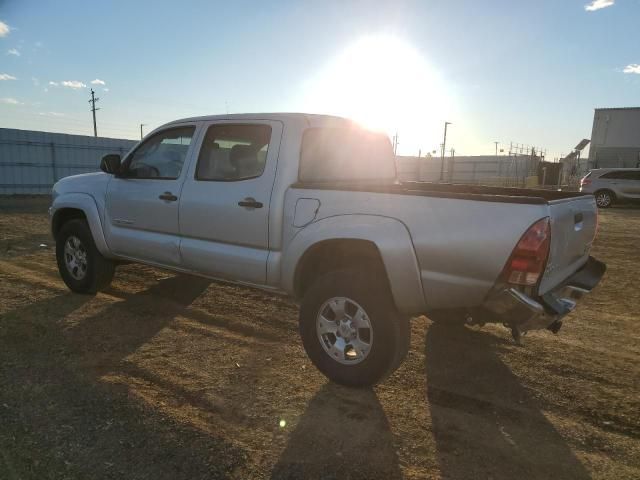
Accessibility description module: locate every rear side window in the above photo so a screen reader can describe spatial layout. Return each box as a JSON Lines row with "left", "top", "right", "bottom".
{"left": 601, "top": 170, "right": 640, "bottom": 180}
{"left": 196, "top": 124, "right": 272, "bottom": 181}
{"left": 299, "top": 127, "right": 396, "bottom": 183}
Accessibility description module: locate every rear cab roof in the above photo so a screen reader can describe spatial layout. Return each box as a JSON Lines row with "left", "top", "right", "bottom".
{"left": 165, "top": 112, "right": 358, "bottom": 129}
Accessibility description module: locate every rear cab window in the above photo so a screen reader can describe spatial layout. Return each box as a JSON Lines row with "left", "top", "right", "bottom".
{"left": 299, "top": 127, "right": 396, "bottom": 183}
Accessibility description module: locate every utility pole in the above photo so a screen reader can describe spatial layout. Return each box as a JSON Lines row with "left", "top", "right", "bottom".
{"left": 392, "top": 131, "right": 399, "bottom": 155}
{"left": 140, "top": 123, "right": 147, "bottom": 140}
{"left": 494, "top": 141, "right": 499, "bottom": 159}
{"left": 439, "top": 121, "right": 451, "bottom": 181}
{"left": 88, "top": 89, "right": 100, "bottom": 137}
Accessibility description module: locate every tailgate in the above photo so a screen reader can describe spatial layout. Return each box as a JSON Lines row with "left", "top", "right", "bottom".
{"left": 539, "top": 195, "right": 598, "bottom": 295}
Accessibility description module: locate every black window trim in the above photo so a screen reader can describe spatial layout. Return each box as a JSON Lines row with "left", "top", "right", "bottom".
{"left": 193, "top": 123, "right": 272, "bottom": 183}
{"left": 119, "top": 125, "right": 197, "bottom": 180}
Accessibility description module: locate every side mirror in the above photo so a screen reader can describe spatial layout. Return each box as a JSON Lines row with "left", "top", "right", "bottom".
{"left": 100, "top": 154, "right": 121, "bottom": 175}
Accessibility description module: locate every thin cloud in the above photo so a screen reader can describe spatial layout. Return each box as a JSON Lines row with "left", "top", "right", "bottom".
{"left": 61, "top": 80, "right": 87, "bottom": 89}
{"left": 32, "top": 77, "right": 39, "bottom": 86}
{"left": 623, "top": 64, "right": 640, "bottom": 74}
{"left": 0, "top": 73, "right": 17, "bottom": 81}
{"left": 0, "top": 97, "right": 21, "bottom": 105}
{"left": 103, "top": 87, "right": 110, "bottom": 92}
{"left": 48, "top": 81, "right": 59, "bottom": 86}
{"left": 585, "top": 0, "right": 614, "bottom": 11}
{"left": 0, "top": 21, "right": 10, "bottom": 38}
{"left": 7, "top": 48, "right": 20, "bottom": 56}
{"left": 90, "top": 78, "right": 106, "bottom": 85}
{"left": 38, "top": 111, "right": 65, "bottom": 117}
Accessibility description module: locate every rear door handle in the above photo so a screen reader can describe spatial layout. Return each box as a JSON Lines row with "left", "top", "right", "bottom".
{"left": 158, "top": 192, "right": 178, "bottom": 202}
{"left": 238, "top": 197, "right": 263, "bottom": 209}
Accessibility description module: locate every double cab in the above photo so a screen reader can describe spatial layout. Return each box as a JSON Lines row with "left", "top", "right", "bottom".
{"left": 50, "top": 113, "right": 605, "bottom": 386}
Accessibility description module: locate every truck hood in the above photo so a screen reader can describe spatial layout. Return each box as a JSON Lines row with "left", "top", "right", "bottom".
{"left": 52, "top": 172, "right": 110, "bottom": 201}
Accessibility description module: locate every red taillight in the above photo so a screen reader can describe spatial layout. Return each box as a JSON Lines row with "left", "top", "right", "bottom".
{"left": 501, "top": 217, "right": 551, "bottom": 287}
{"left": 581, "top": 179, "right": 591, "bottom": 186}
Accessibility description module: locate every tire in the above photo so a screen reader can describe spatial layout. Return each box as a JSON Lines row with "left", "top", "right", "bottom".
{"left": 55, "top": 218, "right": 115, "bottom": 294}
{"left": 299, "top": 269, "right": 410, "bottom": 387}
{"left": 594, "top": 190, "right": 614, "bottom": 208}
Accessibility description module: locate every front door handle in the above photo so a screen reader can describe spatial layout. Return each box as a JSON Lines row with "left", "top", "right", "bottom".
{"left": 238, "top": 197, "right": 263, "bottom": 209}
{"left": 159, "top": 192, "right": 178, "bottom": 202}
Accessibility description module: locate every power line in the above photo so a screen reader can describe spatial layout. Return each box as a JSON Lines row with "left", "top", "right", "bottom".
{"left": 1, "top": 110, "right": 145, "bottom": 132}
{"left": 89, "top": 89, "right": 100, "bottom": 137}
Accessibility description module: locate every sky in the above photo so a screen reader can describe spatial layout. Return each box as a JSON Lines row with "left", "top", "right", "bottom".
{"left": 0, "top": 0, "right": 639, "bottom": 159}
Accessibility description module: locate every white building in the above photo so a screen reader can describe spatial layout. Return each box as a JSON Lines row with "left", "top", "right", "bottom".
{"left": 589, "top": 107, "right": 640, "bottom": 168}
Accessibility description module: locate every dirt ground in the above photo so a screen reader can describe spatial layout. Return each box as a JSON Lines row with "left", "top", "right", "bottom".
{"left": 0, "top": 202, "right": 638, "bottom": 480}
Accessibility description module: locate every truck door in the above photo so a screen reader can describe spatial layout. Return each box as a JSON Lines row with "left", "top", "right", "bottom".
{"left": 179, "top": 120, "right": 283, "bottom": 284}
{"left": 104, "top": 124, "right": 198, "bottom": 266}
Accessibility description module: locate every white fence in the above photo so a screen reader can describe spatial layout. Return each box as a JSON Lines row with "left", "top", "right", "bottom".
{"left": 0, "top": 128, "right": 137, "bottom": 194}
{"left": 396, "top": 155, "right": 541, "bottom": 187}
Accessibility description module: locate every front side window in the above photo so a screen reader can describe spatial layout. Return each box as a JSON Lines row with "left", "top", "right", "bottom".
{"left": 125, "top": 126, "right": 195, "bottom": 179}
{"left": 195, "top": 124, "right": 272, "bottom": 181}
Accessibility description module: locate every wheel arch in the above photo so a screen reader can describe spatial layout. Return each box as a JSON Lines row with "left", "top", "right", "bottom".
{"left": 52, "top": 208, "right": 86, "bottom": 238}
{"left": 294, "top": 238, "right": 388, "bottom": 297}
{"left": 594, "top": 188, "right": 616, "bottom": 199}
{"left": 283, "top": 215, "right": 426, "bottom": 314}
{"left": 51, "top": 193, "right": 111, "bottom": 256}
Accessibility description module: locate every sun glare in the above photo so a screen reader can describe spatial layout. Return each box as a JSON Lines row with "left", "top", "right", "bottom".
{"left": 303, "top": 35, "right": 454, "bottom": 154}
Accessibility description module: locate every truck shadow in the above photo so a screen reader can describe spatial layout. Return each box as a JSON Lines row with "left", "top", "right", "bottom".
{"left": 0, "top": 275, "right": 246, "bottom": 479}
{"left": 270, "top": 383, "right": 402, "bottom": 480}
{"left": 425, "top": 322, "right": 591, "bottom": 480}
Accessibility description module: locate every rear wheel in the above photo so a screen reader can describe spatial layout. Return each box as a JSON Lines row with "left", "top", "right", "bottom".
{"left": 595, "top": 190, "right": 614, "bottom": 208}
{"left": 56, "top": 219, "right": 115, "bottom": 293}
{"left": 299, "top": 269, "right": 410, "bottom": 387}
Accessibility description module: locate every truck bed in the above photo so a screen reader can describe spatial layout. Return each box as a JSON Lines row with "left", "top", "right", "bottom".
{"left": 291, "top": 181, "right": 588, "bottom": 205}
{"left": 287, "top": 179, "right": 598, "bottom": 309}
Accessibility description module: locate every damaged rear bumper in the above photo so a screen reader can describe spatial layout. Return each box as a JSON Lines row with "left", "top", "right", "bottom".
{"left": 479, "top": 256, "right": 606, "bottom": 334}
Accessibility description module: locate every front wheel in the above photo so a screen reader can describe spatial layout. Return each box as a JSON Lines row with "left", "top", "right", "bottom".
{"left": 55, "top": 218, "right": 115, "bottom": 294}
{"left": 299, "top": 269, "right": 410, "bottom": 387}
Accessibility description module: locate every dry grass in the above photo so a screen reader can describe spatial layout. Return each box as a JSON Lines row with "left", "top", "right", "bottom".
{"left": 0, "top": 206, "right": 638, "bottom": 479}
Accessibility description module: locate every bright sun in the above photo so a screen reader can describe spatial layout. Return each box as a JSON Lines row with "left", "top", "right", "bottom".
{"left": 303, "top": 34, "right": 453, "bottom": 154}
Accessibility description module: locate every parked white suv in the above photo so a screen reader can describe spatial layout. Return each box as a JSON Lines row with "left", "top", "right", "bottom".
{"left": 580, "top": 168, "right": 640, "bottom": 208}
{"left": 50, "top": 113, "right": 605, "bottom": 386}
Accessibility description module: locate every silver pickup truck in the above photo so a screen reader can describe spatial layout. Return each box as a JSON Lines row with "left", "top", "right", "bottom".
{"left": 50, "top": 113, "right": 605, "bottom": 386}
